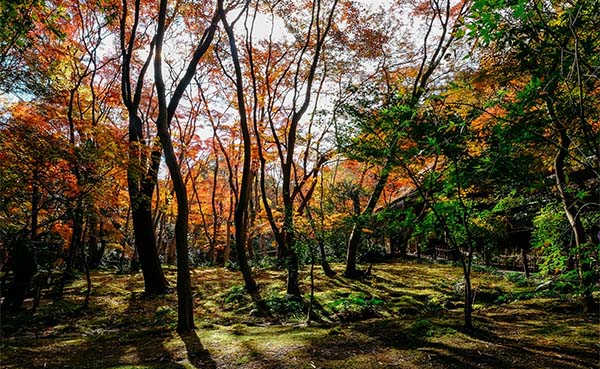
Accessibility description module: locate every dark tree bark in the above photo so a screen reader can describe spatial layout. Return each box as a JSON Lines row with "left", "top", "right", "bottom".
{"left": 154, "top": 0, "right": 220, "bottom": 331}
{"left": 120, "top": 0, "right": 169, "bottom": 294}
{"left": 219, "top": 0, "right": 259, "bottom": 295}
{"left": 1, "top": 238, "right": 38, "bottom": 312}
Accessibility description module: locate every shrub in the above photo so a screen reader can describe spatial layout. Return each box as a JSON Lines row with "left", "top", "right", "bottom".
{"left": 154, "top": 306, "right": 176, "bottom": 326}
{"left": 503, "top": 271, "right": 528, "bottom": 286}
{"left": 264, "top": 294, "right": 305, "bottom": 319}
{"left": 411, "top": 318, "right": 433, "bottom": 335}
{"left": 223, "top": 285, "right": 249, "bottom": 307}
{"left": 328, "top": 293, "right": 384, "bottom": 321}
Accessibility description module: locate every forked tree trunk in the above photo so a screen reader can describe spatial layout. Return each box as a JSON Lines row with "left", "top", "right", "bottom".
{"left": 345, "top": 159, "right": 393, "bottom": 277}
{"left": 219, "top": 1, "right": 259, "bottom": 295}
{"left": 552, "top": 117, "right": 592, "bottom": 310}
{"left": 120, "top": 0, "right": 169, "bottom": 294}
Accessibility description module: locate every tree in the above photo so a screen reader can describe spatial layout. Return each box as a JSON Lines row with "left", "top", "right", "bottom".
{"left": 1, "top": 0, "right": 127, "bottom": 309}
{"left": 217, "top": 0, "right": 259, "bottom": 295}
{"left": 0, "top": 104, "right": 72, "bottom": 311}
{"left": 252, "top": 0, "right": 340, "bottom": 297}
{"left": 467, "top": 0, "right": 600, "bottom": 310}
{"left": 341, "top": 0, "right": 471, "bottom": 277}
{"left": 154, "top": 0, "right": 220, "bottom": 332}
{"left": 119, "top": 0, "right": 169, "bottom": 294}
{"left": 0, "top": 0, "right": 57, "bottom": 95}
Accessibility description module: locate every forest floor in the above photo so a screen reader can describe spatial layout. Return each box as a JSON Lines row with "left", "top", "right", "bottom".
{"left": 1, "top": 259, "right": 599, "bottom": 369}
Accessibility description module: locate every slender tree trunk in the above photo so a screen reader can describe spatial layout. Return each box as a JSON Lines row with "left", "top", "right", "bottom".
{"left": 521, "top": 247, "right": 530, "bottom": 278}
{"left": 220, "top": 1, "right": 259, "bottom": 295}
{"left": 81, "top": 238, "right": 92, "bottom": 310}
{"left": 66, "top": 206, "right": 84, "bottom": 275}
{"left": 225, "top": 217, "right": 232, "bottom": 263}
{"left": 318, "top": 240, "right": 335, "bottom": 277}
{"left": 345, "top": 159, "right": 394, "bottom": 277}
{"left": 463, "top": 267, "right": 473, "bottom": 329}
{"left": 154, "top": 0, "right": 220, "bottom": 332}
{"left": 155, "top": 0, "right": 194, "bottom": 332}
{"left": 305, "top": 200, "right": 335, "bottom": 278}
{"left": 158, "top": 128, "right": 194, "bottom": 331}
{"left": 547, "top": 99, "right": 592, "bottom": 309}
{"left": 306, "top": 242, "right": 316, "bottom": 324}
{"left": 247, "top": 173, "right": 258, "bottom": 260}
{"left": 553, "top": 122, "right": 591, "bottom": 309}
{"left": 210, "top": 158, "right": 220, "bottom": 262}
{"left": 31, "top": 171, "right": 40, "bottom": 239}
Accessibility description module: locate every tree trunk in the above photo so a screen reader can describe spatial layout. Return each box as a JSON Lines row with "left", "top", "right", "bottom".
{"left": 130, "top": 200, "right": 169, "bottom": 293}
{"left": 283, "top": 163, "right": 301, "bottom": 297}
{"left": 81, "top": 238, "right": 92, "bottom": 310}
{"left": 345, "top": 159, "right": 394, "bottom": 277}
{"left": 219, "top": 2, "right": 259, "bottom": 295}
{"left": 89, "top": 219, "right": 106, "bottom": 269}
{"left": 66, "top": 205, "right": 84, "bottom": 275}
{"left": 463, "top": 268, "right": 473, "bottom": 329}
{"left": 31, "top": 171, "right": 40, "bottom": 239}
{"left": 2, "top": 238, "right": 37, "bottom": 312}
{"left": 120, "top": 0, "right": 169, "bottom": 295}
{"left": 318, "top": 239, "right": 335, "bottom": 277}
{"left": 154, "top": 0, "right": 219, "bottom": 331}
{"left": 521, "top": 246, "right": 530, "bottom": 278}
{"left": 155, "top": 0, "right": 194, "bottom": 332}
{"left": 286, "top": 233, "right": 301, "bottom": 298}
{"left": 210, "top": 165, "right": 219, "bottom": 263}
{"left": 547, "top": 97, "right": 593, "bottom": 309}
{"left": 161, "top": 136, "right": 194, "bottom": 332}
{"left": 553, "top": 123, "right": 591, "bottom": 309}
{"left": 162, "top": 141, "right": 194, "bottom": 332}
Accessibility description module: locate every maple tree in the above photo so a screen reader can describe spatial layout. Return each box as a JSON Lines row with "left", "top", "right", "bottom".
{"left": 217, "top": 0, "right": 263, "bottom": 296}
{"left": 1, "top": 0, "right": 598, "bottom": 342}
{"left": 119, "top": 0, "right": 170, "bottom": 294}
{"left": 1, "top": 0, "right": 127, "bottom": 310}
{"left": 153, "top": 0, "right": 221, "bottom": 331}
{"left": 340, "top": 0, "right": 471, "bottom": 278}
{"left": 465, "top": 0, "right": 600, "bottom": 310}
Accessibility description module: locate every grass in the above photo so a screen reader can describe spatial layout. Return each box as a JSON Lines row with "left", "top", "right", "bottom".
{"left": 1, "top": 259, "right": 598, "bottom": 369}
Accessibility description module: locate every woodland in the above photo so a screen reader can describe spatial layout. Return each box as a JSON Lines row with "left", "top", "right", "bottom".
{"left": 0, "top": 0, "right": 599, "bottom": 368}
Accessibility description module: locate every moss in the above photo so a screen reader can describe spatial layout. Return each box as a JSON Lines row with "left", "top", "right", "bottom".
{"left": 393, "top": 295, "right": 425, "bottom": 314}
{"left": 2, "top": 261, "right": 598, "bottom": 369}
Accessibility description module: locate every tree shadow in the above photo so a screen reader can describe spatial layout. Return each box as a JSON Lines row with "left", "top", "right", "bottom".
{"left": 289, "top": 306, "right": 599, "bottom": 369}
{"left": 179, "top": 330, "right": 217, "bottom": 369}
{"left": 3, "top": 277, "right": 189, "bottom": 369}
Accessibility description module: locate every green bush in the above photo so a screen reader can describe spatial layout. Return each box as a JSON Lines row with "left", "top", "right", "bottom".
{"left": 328, "top": 293, "right": 384, "bottom": 321}
{"left": 411, "top": 318, "right": 433, "bottom": 335}
{"left": 532, "top": 201, "right": 571, "bottom": 275}
{"left": 503, "top": 271, "right": 528, "bottom": 286}
{"left": 223, "top": 285, "right": 249, "bottom": 307}
{"left": 264, "top": 294, "right": 305, "bottom": 319}
{"left": 225, "top": 260, "right": 239, "bottom": 271}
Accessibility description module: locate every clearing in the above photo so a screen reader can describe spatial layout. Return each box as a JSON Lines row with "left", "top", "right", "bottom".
{"left": 1, "top": 259, "right": 598, "bottom": 369}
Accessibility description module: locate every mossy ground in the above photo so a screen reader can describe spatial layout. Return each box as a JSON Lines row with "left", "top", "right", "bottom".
{"left": 1, "top": 259, "right": 598, "bottom": 368}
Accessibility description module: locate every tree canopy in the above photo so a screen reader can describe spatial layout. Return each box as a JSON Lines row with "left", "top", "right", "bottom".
{"left": 1, "top": 0, "right": 598, "bottom": 367}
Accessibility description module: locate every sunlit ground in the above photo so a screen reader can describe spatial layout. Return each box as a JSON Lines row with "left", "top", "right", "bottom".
{"left": 1, "top": 260, "right": 598, "bottom": 369}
